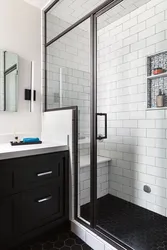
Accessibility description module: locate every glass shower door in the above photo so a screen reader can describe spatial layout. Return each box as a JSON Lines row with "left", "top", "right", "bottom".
{"left": 95, "top": 2, "right": 131, "bottom": 240}
{"left": 94, "top": 1, "right": 167, "bottom": 249}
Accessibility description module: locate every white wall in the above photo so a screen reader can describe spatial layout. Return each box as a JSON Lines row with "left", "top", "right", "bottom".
{"left": 0, "top": 0, "right": 41, "bottom": 142}
{"left": 97, "top": 0, "right": 167, "bottom": 217}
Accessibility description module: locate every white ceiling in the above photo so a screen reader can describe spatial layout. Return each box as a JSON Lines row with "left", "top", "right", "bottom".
{"left": 24, "top": 0, "right": 51, "bottom": 9}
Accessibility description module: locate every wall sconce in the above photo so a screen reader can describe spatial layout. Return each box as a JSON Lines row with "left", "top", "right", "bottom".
{"left": 24, "top": 61, "right": 35, "bottom": 112}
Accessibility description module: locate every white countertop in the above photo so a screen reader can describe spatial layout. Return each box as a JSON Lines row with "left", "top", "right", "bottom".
{"left": 0, "top": 142, "right": 68, "bottom": 160}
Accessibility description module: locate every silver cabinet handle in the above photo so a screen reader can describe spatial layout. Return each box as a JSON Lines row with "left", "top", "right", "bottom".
{"left": 37, "top": 196, "right": 52, "bottom": 203}
{"left": 37, "top": 171, "right": 52, "bottom": 177}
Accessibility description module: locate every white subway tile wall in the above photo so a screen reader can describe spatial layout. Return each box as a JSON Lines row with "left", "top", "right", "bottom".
{"left": 97, "top": 0, "right": 167, "bottom": 217}
{"left": 42, "top": 0, "right": 167, "bottom": 220}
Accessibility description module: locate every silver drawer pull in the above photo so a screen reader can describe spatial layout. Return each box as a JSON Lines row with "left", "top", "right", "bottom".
{"left": 37, "top": 196, "right": 52, "bottom": 203}
{"left": 37, "top": 171, "right": 52, "bottom": 177}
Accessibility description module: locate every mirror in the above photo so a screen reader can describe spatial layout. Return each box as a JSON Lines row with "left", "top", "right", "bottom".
{"left": 0, "top": 50, "right": 18, "bottom": 112}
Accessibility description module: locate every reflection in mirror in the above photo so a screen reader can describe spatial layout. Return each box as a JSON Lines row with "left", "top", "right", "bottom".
{"left": 0, "top": 51, "right": 18, "bottom": 112}
{"left": 0, "top": 51, "right": 4, "bottom": 111}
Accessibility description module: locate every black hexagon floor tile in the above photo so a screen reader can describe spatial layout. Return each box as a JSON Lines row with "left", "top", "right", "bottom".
{"left": 75, "top": 238, "right": 84, "bottom": 245}
{"left": 81, "top": 194, "right": 167, "bottom": 250}
{"left": 71, "top": 245, "right": 82, "bottom": 250}
{"left": 59, "top": 233, "right": 70, "bottom": 241}
{"left": 54, "top": 240, "right": 65, "bottom": 248}
{"left": 65, "top": 239, "right": 75, "bottom": 247}
{"left": 43, "top": 241, "right": 54, "bottom": 249}
{"left": 61, "top": 247, "right": 71, "bottom": 250}
{"left": 31, "top": 243, "right": 43, "bottom": 250}
{"left": 82, "top": 244, "right": 92, "bottom": 250}
{"left": 14, "top": 229, "right": 92, "bottom": 250}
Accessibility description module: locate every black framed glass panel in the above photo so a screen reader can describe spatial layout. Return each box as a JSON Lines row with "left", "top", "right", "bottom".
{"left": 46, "top": 18, "right": 91, "bottom": 224}
{"left": 46, "top": 0, "right": 106, "bottom": 43}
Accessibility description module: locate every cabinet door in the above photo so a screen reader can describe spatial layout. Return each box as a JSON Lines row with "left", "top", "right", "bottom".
{"left": 0, "top": 195, "right": 20, "bottom": 248}
{"left": 0, "top": 197, "right": 13, "bottom": 244}
{"left": 0, "top": 163, "right": 13, "bottom": 197}
{"left": 20, "top": 180, "right": 64, "bottom": 233}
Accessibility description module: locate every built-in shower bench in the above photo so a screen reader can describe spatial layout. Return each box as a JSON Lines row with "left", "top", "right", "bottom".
{"left": 79, "top": 155, "right": 111, "bottom": 206}
{"left": 80, "top": 155, "right": 111, "bottom": 168}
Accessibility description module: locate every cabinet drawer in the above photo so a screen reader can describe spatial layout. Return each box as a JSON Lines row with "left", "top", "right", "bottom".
{"left": 15, "top": 152, "right": 66, "bottom": 189}
{"left": 20, "top": 181, "right": 64, "bottom": 233}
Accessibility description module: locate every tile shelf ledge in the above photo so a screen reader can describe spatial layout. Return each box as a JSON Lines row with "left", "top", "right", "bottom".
{"left": 147, "top": 72, "right": 167, "bottom": 80}
{"left": 146, "top": 107, "right": 167, "bottom": 111}
{"left": 78, "top": 137, "right": 90, "bottom": 144}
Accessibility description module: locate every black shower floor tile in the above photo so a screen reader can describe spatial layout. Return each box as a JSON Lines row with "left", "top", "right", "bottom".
{"left": 13, "top": 228, "right": 92, "bottom": 250}
{"left": 81, "top": 194, "right": 167, "bottom": 250}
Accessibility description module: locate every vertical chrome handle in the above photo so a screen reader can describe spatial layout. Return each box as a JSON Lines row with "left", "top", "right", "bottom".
{"left": 37, "top": 171, "right": 52, "bottom": 177}
{"left": 96, "top": 113, "right": 107, "bottom": 140}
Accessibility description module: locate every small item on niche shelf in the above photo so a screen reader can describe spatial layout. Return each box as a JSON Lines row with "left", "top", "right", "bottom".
{"left": 152, "top": 68, "right": 164, "bottom": 75}
{"left": 156, "top": 89, "right": 164, "bottom": 107}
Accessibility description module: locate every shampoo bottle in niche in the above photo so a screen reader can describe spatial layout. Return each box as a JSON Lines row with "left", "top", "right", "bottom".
{"left": 156, "top": 89, "right": 164, "bottom": 107}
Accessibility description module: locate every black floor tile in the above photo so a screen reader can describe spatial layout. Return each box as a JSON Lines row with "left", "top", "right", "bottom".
{"left": 13, "top": 229, "right": 92, "bottom": 250}
{"left": 81, "top": 194, "right": 167, "bottom": 250}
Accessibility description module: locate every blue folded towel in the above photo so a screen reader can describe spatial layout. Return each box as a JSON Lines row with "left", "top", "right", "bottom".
{"left": 23, "top": 138, "right": 40, "bottom": 143}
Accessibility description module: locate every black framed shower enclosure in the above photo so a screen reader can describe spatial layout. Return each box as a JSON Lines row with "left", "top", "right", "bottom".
{"left": 44, "top": 1, "right": 130, "bottom": 250}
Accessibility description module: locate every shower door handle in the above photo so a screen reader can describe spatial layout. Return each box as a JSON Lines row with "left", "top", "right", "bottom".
{"left": 96, "top": 113, "right": 107, "bottom": 140}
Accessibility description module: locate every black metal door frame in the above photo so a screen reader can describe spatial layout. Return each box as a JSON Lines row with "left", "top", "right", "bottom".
{"left": 44, "top": 1, "right": 132, "bottom": 249}
{"left": 91, "top": 6, "right": 132, "bottom": 249}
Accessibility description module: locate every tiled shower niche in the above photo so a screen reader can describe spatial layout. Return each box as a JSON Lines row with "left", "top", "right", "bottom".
{"left": 147, "top": 51, "right": 167, "bottom": 109}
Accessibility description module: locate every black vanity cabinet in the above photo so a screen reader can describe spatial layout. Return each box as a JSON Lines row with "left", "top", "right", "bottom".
{"left": 0, "top": 150, "right": 69, "bottom": 249}
{"left": 0, "top": 195, "right": 15, "bottom": 244}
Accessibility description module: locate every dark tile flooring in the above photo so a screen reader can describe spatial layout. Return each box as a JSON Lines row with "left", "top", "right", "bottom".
{"left": 81, "top": 194, "right": 167, "bottom": 250}
{"left": 13, "top": 227, "right": 92, "bottom": 250}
